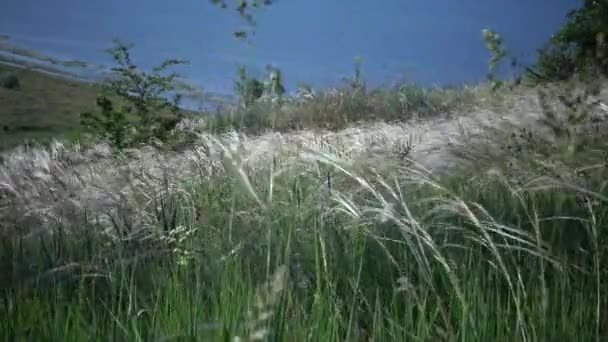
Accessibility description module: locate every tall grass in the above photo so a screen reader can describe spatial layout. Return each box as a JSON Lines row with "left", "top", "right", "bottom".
{"left": 1, "top": 78, "right": 608, "bottom": 341}
{"left": 203, "top": 82, "right": 481, "bottom": 135}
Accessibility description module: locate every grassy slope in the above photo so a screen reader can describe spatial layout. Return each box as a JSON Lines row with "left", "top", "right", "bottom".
{"left": 0, "top": 63, "right": 100, "bottom": 150}
{"left": 1, "top": 77, "right": 607, "bottom": 340}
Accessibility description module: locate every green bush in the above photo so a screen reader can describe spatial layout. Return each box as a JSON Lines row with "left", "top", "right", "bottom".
{"left": 80, "top": 95, "right": 133, "bottom": 150}
{"left": 526, "top": 0, "right": 608, "bottom": 82}
{"left": 0, "top": 72, "right": 20, "bottom": 90}
{"left": 80, "top": 40, "right": 188, "bottom": 150}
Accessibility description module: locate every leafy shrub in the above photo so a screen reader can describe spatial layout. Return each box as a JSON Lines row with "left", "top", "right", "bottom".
{"left": 0, "top": 72, "right": 20, "bottom": 90}
{"left": 81, "top": 95, "right": 133, "bottom": 150}
{"left": 80, "top": 40, "right": 188, "bottom": 150}
{"left": 526, "top": 41, "right": 578, "bottom": 83}
{"left": 526, "top": 0, "right": 608, "bottom": 82}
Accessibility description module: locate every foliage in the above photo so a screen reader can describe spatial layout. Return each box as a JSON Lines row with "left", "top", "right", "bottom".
{"left": 80, "top": 40, "right": 188, "bottom": 149}
{"left": 0, "top": 72, "right": 20, "bottom": 90}
{"left": 103, "top": 40, "right": 187, "bottom": 123}
{"left": 526, "top": 0, "right": 608, "bottom": 82}
{"left": 482, "top": 29, "right": 507, "bottom": 91}
{"left": 80, "top": 95, "right": 132, "bottom": 149}
{"left": 209, "top": 0, "right": 276, "bottom": 39}
{"left": 234, "top": 65, "right": 265, "bottom": 108}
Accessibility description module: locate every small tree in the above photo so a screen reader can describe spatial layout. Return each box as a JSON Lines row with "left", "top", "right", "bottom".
{"left": 103, "top": 40, "right": 187, "bottom": 122}
{"left": 81, "top": 40, "right": 188, "bottom": 148}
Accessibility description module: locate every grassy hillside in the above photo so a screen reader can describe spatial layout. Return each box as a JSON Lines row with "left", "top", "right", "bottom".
{"left": 2, "top": 29, "right": 608, "bottom": 341}
{"left": 2, "top": 3, "right": 608, "bottom": 338}
{"left": 1, "top": 73, "right": 607, "bottom": 340}
{"left": 0, "top": 63, "right": 100, "bottom": 150}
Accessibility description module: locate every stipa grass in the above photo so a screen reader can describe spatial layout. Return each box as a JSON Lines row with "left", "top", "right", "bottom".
{"left": 2, "top": 122, "right": 608, "bottom": 341}
{"left": 1, "top": 78, "right": 607, "bottom": 341}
